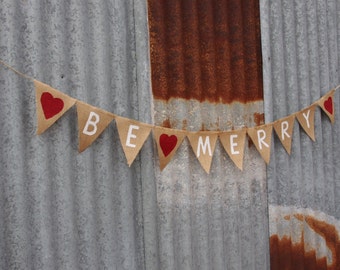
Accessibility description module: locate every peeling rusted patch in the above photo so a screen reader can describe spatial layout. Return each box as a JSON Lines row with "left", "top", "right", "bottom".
{"left": 270, "top": 214, "right": 339, "bottom": 270}
{"left": 270, "top": 235, "right": 329, "bottom": 270}
{"left": 147, "top": 0, "right": 263, "bottom": 104}
{"left": 254, "top": 112, "right": 265, "bottom": 126}
{"left": 162, "top": 119, "right": 171, "bottom": 128}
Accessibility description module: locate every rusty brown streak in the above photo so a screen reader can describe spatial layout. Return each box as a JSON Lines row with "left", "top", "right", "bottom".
{"left": 270, "top": 215, "right": 340, "bottom": 270}
{"left": 147, "top": 0, "right": 263, "bottom": 104}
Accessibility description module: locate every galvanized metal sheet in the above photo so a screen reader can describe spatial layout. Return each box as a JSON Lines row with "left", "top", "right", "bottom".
{"left": 147, "top": 1, "right": 269, "bottom": 269}
{"left": 0, "top": 1, "right": 153, "bottom": 269}
{"left": 260, "top": 0, "right": 340, "bottom": 268}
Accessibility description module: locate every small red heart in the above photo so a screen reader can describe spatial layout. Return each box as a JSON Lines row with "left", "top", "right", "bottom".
{"left": 41, "top": 92, "right": 64, "bottom": 119}
{"left": 160, "top": 134, "right": 178, "bottom": 157}
{"left": 324, "top": 97, "right": 333, "bottom": 115}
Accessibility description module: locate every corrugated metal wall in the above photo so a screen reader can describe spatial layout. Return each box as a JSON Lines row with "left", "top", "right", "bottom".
{"left": 0, "top": 0, "right": 339, "bottom": 270}
{"left": 147, "top": 1, "right": 269, "bottom": 269}
{"left": 0, "top": 1, "right": 154, "bottom": 269}
{"left": 261, "top": 0, "right": 340, "bottom": 268}
{"left": 147, "top": 0, "right": 263, "bottom": 104}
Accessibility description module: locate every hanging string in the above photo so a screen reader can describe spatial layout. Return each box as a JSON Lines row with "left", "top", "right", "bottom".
{"left": 0, "top": 58, "right": 339, "bottom": 130}
{"left": 1, "top": 57, "right": 339, "bottom": 93}
{"left": 0, "top": 59, "right": 33, "bottom": 81}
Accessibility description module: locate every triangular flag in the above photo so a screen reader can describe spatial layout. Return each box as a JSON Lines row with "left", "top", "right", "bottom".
{"left": 187, "top": 131, "right": 218, "bottom": 173}
{"left": 115, "top": 116, "right": 152, "bottom": 166}
{"left": 219, "top": 129, "right": 246, "bottom": 170}
{"left": 296, "top": 105, "right": 316, "bottom": 141}
{"left": 153, "top": 127, "right": 186, "bottom": 170}
{"left": 318, "top": 89, "right": 335, "bottom": 124}
{"left": 76, "top": 101, "right": 114, "bottom": 152}
{"left": 35, "top": 80, "right": 76, "bottom": 134}
{"left": 273, "top": 115, "right": 295, "bottom": 155}
{"left": 247, "top": 125, "right": 273, "bottom": 164}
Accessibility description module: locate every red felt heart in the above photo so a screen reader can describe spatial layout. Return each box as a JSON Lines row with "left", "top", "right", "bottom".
{"left": 41, "top": 92, "right": 64, "bottom": 119}
{"left": 160, "top": 134, "right": 178, "bottom": 157}
{"left": 324, "top": 97, "right": 333, "bottom": 115}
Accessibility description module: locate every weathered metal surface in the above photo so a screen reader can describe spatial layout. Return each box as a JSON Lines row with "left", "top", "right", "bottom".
{"left": 269, "top": 206, "right": 340, "bottom": 269}
{"left": 0, "top": 1, "right": 154, "bottom": 269}
{"left": 260, "top": 0, "right": 340, "bottom": 268}
{"left": 1, "top": 0, "right": 338, "bottom": 269}
{"left": 148, "top": 0, "right": 263, "bottom": 105}
{"left": 147, "top": 1, "right": 269, "bottom": 269}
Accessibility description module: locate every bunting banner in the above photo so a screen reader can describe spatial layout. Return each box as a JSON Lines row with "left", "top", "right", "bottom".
{"left": 318, "top": 89, "right": 335, "bottom": 124}
{"left": 153, "top": 127, "right": 186, "bottom": 170}
{"left": 296, "top": 105, "right": 316, "bottom": 141}
{"left": 35, "top": 80, "right": 76, "bottom": 135}
{"left": 187, "top": 131, "right": 219, "bottom": 173}
{"left": 115, "top": 116, "right": 152, "bottom": 166}
{"left": 247, "top": 125, "right": 273, "bottom": 164}
{"left": 219, "top": 129, "right": 247, "bottom": 170}
{"left": 0, "top": 61, "right": 339, "bottom": 173}
{"left": 76, "top": 101, "right": 114, "bottom": 152}
{"left": 273, "top": 115, "right": 295, "bottom": 155}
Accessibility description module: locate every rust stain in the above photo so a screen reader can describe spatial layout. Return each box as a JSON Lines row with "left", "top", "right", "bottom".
{"left": 182, "top": 119, "right": 187, "bottom": 130}
{"left": 147, "top": 0, "right": 263, "bottom": 104}
{"left": 270, "top": 235, "right": 329, "bottom": 270}
{"left": 162, "top": 119, "right": 171, "bottom": 128}
{"left": 293, "top": 213, "right": 305, "bottom": 222}
{"left": 254, "top": 112, "right": 265, "bottom": 126}
{"left": 201, "top": 123, "right": 207, "bottom": 131}
{"left": 284, "top": 215, "right": 291, "bottom": 221}
{"left": 270, "top": 214, "right": 340, "bottom": 270}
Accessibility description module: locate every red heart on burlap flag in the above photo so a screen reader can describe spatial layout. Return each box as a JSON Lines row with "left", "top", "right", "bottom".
{"left": 35, "top": 80, "right": 76, "bottom": 135}
{"left": 160, "top": 134, "right": 178, "bottom": 157}
{"left": 153, "top": 127, "right": 186, "bottom": 170}
{"left": 317, "top": 89, "right": 335, "bottom": 124}
{"left": 324, "top": 97, "right": 333, "bottom": 115}
{"left": 41, "top": 92, "right": 65, "bottom": 119}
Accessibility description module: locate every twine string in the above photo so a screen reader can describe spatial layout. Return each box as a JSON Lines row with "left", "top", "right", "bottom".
{"left": 0, "top": 59, "right": 33, "bottom": 81}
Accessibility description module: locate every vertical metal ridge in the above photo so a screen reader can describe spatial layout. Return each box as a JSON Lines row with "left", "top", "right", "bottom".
{"left": 182, "top": 0, "right": 201, "bottom": 101}
{"left": 228, "top": 1, "right": 246, "bottom": 101}
{"left": 197, "top": 0, "right": 217, "bottom": 101}
{"left": 148, "top": 0, "right": 263, "bottom": 105}
{"left": 213, "top": 0, "right": 232, "bottom": 102}
{"left": 147, "top": 0, "right": 169, "bottom": 101}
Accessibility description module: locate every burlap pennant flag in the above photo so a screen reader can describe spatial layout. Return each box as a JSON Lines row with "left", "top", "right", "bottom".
{"left": 247, "top": 125, "right": 273, "bottom": 164}
{"left": 219, "top": 129, "right": 246, "bottom": 170}
{"left": 153, "top": 127, "right": 186, "bottom": 170}
{"left": 273, "top": 115, "right": 295, "bottom": 155}
{"left": 187, "top": 131, "right": 218, "bottom": 173}
{"left": 115, "top": 116, "right": 152, "bottom": 166}
{"left": 296, "top": 105, "right": 316, "bottom": 141}
{"left": 35, "top": 80, "right": 76, "bottom": 134}
{"left": 76, "top": 101, "right": 114, "bottom": 152}
{"left": 318, "top": 89, "right": 335, "bottom": 124}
